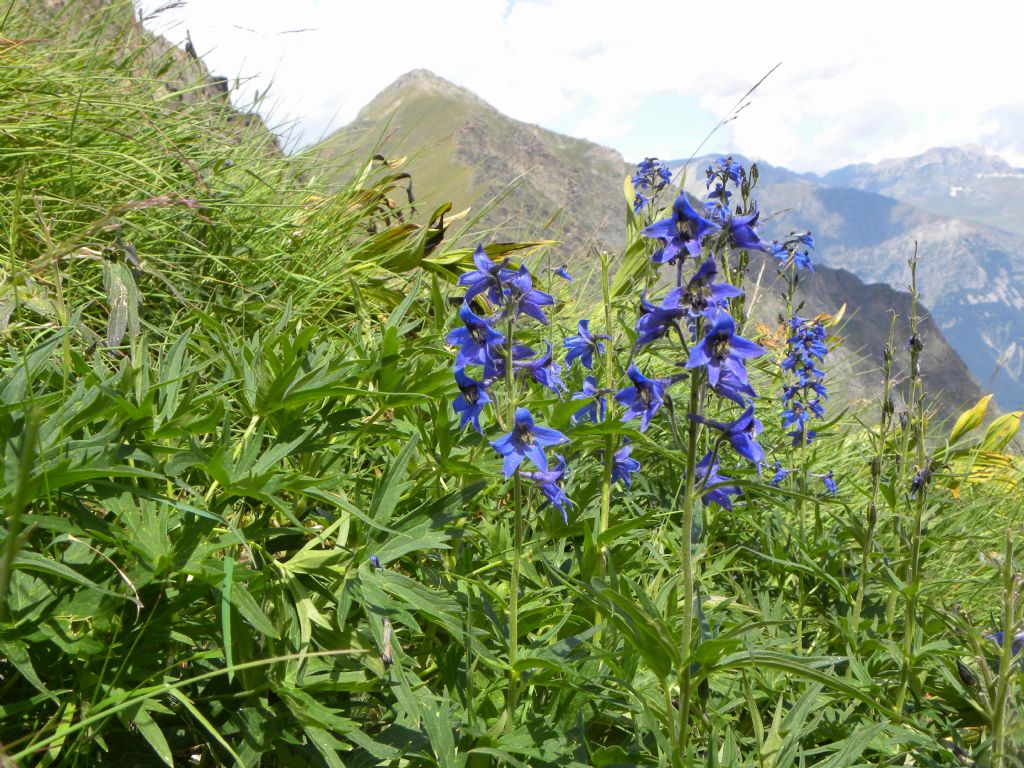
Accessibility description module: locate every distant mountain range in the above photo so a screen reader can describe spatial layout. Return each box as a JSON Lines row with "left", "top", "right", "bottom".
{"left": 308, "top": 69, "right": 1021, "bottom": 415}
{"left": 677, "top": 151, "right": 1024, "bottom": 408}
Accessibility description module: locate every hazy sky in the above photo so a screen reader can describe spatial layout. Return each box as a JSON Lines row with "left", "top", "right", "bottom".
{"left": 134, "top": 1, "right": 1024, "bottom": 173}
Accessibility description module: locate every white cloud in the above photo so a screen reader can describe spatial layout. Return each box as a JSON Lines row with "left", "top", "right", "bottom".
{"left": 135, "top": 0, "right": 1024, "bottom": 173}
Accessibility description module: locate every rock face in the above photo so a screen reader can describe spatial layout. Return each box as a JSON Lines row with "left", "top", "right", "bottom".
{"left": 311, "top": 70, "right": 986, "bottom": 419}
{"left": 682, "top": 154, "right": 1024, "bottom": 408}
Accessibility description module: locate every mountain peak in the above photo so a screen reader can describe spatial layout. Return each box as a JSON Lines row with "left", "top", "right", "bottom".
{"left": 356, "top": 69, "right": 484, "bottom": 122}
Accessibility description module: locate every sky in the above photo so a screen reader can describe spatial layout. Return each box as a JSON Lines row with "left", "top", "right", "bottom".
{"left": 134, "top": 0, "right": 1024, "bottom": 174}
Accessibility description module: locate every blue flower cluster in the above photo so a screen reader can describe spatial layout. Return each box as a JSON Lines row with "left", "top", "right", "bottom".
{"left": 447, "top": 245, "right": 572, "bottom": 519}
{"left": 631, "top": 157, "right": 672, "bottom": 213}
{"left": 774, "top": 315, "right": 836, "bottom": 496}
{"left": 635, "top": 156, "right": 777, "bottom": 509}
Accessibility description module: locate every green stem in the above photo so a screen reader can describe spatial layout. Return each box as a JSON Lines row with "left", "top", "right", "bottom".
{"left": 0, "top": 410, "right": 38, "bottom": 624}
{"left": 896, "top": 249, "right": 926, "bottom": 714}
{"left": 677, "top": 374, "right": 702, "bottom": 756}
{"left": 504, "top": 313, "right": 522, "bottom": 731}
{"left": 599, "top": 253, "right": 615, "bottom": 578}
{"left": 990, "top": 529, "right": 1015, "bottom": 768}
{"left": 853, "top": 314, "right": 897, "bottom": 629}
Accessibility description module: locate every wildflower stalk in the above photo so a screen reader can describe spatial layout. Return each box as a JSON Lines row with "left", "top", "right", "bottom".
{"left": 896, "top": 249, "right": 926, "bottom": 714}
{"left": 599, "top": 253, "right": 615, "bottom": 578}
{"left": 504, "top": 313, "right": 524, "bottom": 730}
{"left": 990, "top": 529, "right": 1016, "bottom": 768}
{"left": 853, "top": 313, "right": 897, "bottom": 628}
{"left": 677, "top": 372, "right": 703, "bottom": 755}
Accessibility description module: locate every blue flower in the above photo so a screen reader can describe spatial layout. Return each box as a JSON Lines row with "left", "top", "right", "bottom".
{"left": 989, "top": 630, "right": 1024, "bottom": 660}
{"left": 370, "top": 555, "right": 382, "bottom": 569}
{"left": 481, "top": 341, "right": 535, "bottom": 383}
{"left": 706, "top": 157, "right": 743, "bottom": 188}
{"left": 555, "top": 265, "right": 573, "bottom": 282}
{"left": 641, "top": 192, "right": 721, "bottom": 265}
{"left": 635, "top": 288, "right": 686, "bottom": 347}
{"left": 612, "top": 441, "right": 641, "bottom": 488}
{"left": 695, "top": 452, "right": 740, "bottom": 510}
{"left": 571, "top": 375, "right": 606, "bottom": 424}
{"left": 522, "top": 455, "right": 573, "bottom": 522}
{"left": 712, "top": 365, "right": 759, "bottom": 406}
{"left": 563, "top": 319, "right": 608, "bottom": 369}
{"left": 632, "top": 157, "right": 673, "bottom": 212}
{"left": 769, "top": 232, "right": 815, "bottom": 272}
{"left": 453, "top": 368, "right": 492, "bottom": 434}
{"left": 514, "top": 341, "right": 566, "bottom": 394}
{"left": 615, "top": 363, "right": 670, "bottom": 432}
{"left": 723, "top": 206, "right": 768, "bottom": 253}
{"left": 689, "top": 405, "right": 765, "bottom": 466}
{"left": 490, "top": 407, "right": 568, "bottom": 478}
{"left": 446, "top": 303, "right": 505, "bottom": 369}
{"left": 770, "top": 462, "right": 795, "bottom": 487}
{"left": 788, "top": 428, "right": 817, "bottom": 446}
{"left": 686, "top": 313, "right": 765, "bottom": 388}
{"left": 503, "top": 265, "right": 555, "bottom": 324}
{"left": 458, "top": 244, "right": 516, "bottom": 304}
{"left": 682, "top": 256, "right": 744, "bottom": 319}
{"left": 820, "top": 470, "right": 837, "bottom": 496}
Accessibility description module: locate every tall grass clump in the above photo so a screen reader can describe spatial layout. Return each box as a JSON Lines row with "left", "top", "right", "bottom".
{"left": 1, "top": 3, "right": 1023, "bottom": 766}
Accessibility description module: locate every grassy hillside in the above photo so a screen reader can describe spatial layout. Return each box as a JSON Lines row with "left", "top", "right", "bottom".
{"left": 1, "top": 5, "right": 1024, "bottom": 768}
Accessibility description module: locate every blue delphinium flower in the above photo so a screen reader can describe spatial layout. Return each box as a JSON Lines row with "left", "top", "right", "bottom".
{"left": 706, "top": 156, "right": 742, "bottom": 188}
{"left": 555, "top": 265, "right": 573, "bottom": 282}
{"left": 820, "top": 470, "right": 837, "bottom": 496}
{"left": 723, "top": 205, "right": 768, "bottom": 253}
{"left": 504, "top": 265, "right": 555, "bottom": 325}
{"left": 458, "top": 244, "right": 517, "bottom": 304}
{"left": 563, "top": 319, "right": 608, "bottom": 369}
{"left": 632, "top": 157, "right": 673, "bottom": 213}
{"left": 453, "top": 368, "right": 492, "bottom": 434}
{"left": 712, "top": 365, "right": 759, "bottom": 406}
{"left": 521, "top": 455, "right": 573, "bottom": 522}
{"left": 686, "top": 313, "right": 765, "bottom": 388}
{"left": 490, "top": 407, "right": 568, "bottom": 478}
{"left": 641, "top": 192, "right": 721, "bottom": 265}
{"left": 370, "top": 555, "right": 382, "bottom": 569}
{"left": 781, "top": 317, "right": 830, "bottom": 445}
{"left": 446, "top": 303, "right": 505, "bottom": 369}
{"left": 695, "top": 452, "right": 740, "bottom": 510}
{"left": 788, "top": 429, "right": 817, "bottom": 446}
{"left": 989, "top": 630, "right": 1024, "bottom": 661}
{"left": 514, "top": 341, "right": 566, "bottom": 394}
{"left": 635, "top": 288, "right": 686, "bottom": 347}
{"left": 682, "top": 256, "right": 744, "bottom": 319}
{"left": 571, "top": 376, "right": 606, "bottom": 424}
{"left": 770, "top": 462, "right": 796, "bottom": 487}
{"left": 689, "top": 405, "right": 765, "bottom": 466}
{"left": 769, "top": 231, "right": 815, "bottom": 272}
{"left": 611, "top": 441, "right": 641, "bottom": 488}
{"left": 615, "top": 363, "right": 670, "bottom": 432}
{"left": 481, "top": 341, "right": 535, "bottom": 383}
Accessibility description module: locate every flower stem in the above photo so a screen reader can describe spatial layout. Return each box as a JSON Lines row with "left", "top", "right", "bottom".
{"left": 599, "top": 253, "right": 615, "bottom": 579}
{"left": 504, "top": 313, "right": 522, "bottom": 731}
{"left": 991, "top": 529, "right": 1016, "bottom": 768}
{"left": 677, "top": 373, "right": 703, "bottom": 756}
{"left": 896, "top": 248, "right": 926, "bottom": 715}
{"left": 853, "top": 313, "right": 897, "bottom": 629}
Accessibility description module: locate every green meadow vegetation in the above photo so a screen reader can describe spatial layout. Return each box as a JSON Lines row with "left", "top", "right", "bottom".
{"left": 1, "top": 3, "right": 1023, "bottom": 766}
